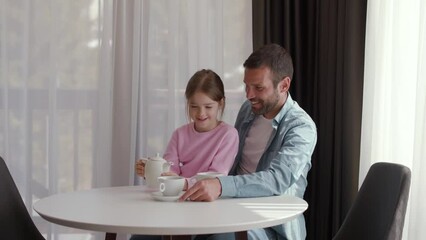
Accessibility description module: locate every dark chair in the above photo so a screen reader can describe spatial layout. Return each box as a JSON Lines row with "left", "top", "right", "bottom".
{"left": 0, "top": 156, "right": 45, "bottom": 240}
{"left": 333, "top": 162, "right": 411, "bottom": 240}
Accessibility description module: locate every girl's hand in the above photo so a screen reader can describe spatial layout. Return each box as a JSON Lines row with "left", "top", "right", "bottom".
{"left": 135, "top": 159, "right": 146, "bottom": 177}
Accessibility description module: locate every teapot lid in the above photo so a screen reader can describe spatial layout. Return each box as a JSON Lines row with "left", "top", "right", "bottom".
{"left": 150, "top": 153, "right": 164, "bottom": 161}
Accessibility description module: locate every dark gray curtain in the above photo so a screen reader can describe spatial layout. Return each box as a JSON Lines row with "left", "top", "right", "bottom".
{"left": 252, "top": 0, "right": 367, "bottom": 239}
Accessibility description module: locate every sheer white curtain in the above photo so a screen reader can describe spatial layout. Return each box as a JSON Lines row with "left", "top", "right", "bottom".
{"left": 0, "top": 0, "right": 114, "bottom": 189}
{"left": 360, "top": 0, "right": 426, "bottom": 239}
{"left": 131, "top": 0, "right": 252, "bottom": 184}
{"left": 0, "top": 0, "right": 114, "bottom": 239}
{"left": 0, "top": 0, "right": 251, "bottom": 239}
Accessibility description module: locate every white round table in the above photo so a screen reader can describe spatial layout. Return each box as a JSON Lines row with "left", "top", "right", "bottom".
{"left": 34, "top": 186, "right": 308, "bottom": 239}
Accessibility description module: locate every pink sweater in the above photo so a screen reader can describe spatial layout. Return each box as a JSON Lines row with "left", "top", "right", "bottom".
{"left": 163, "top": 122, "right": 239, "bottom": 178}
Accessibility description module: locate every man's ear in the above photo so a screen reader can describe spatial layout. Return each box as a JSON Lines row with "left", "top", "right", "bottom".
{"left": 279, "top": 77, "right": 291, "bottom": 93}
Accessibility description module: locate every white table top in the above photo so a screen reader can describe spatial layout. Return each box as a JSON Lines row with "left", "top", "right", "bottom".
{"left": 33, "top": 186, "right": 308, "bottom": 236}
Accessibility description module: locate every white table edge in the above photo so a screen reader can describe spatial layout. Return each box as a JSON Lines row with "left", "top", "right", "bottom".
{"left": 33, "top": 186, "right": 308, "bottom": 236}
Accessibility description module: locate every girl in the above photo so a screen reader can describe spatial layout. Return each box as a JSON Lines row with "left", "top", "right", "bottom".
{"left": 136, "top": 69, "right": 239, "bottom": 190}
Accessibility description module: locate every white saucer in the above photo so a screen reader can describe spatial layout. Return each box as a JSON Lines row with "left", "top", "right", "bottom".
{"left": 151, "top": 191, "right": 184, "bottom": 202}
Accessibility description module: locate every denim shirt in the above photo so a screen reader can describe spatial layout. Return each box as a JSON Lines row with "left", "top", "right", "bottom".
{"left": 218, "top": 94, "right": 317, "bottom": 239}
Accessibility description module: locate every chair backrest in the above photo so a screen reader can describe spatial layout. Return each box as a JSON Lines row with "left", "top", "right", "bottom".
{"left": 0, "top": 156, "right": 45, "bottom": 240}
{"left": 333, "top": 162, "right": 411, "bottom": 240}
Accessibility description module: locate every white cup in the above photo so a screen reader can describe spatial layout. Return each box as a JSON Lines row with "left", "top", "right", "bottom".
{"left": 158, "top": 176, "right": 185, "bottom": 196}
{"left": 195, "top": 171, "right": 224, "bottom": 181}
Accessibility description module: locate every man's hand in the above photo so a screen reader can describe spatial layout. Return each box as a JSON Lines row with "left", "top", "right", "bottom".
{"left": 179, "top": 178, "right": 222, "bottom": 202}
{"left": 161, "top": 171, "right": 178, "bottom": 176}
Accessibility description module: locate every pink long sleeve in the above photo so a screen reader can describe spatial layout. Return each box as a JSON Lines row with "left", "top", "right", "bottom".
{"left": 163, "top": 122, "right": 239, "bottom": 178}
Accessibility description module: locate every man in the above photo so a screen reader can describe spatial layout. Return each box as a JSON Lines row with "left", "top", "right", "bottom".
{"left": 180, "top": 43, "right": 317, "bottom": 240}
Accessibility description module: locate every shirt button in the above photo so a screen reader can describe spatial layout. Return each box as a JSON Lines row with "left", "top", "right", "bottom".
{"left": 179, "top": 162, "right": 183, "bottom": 167}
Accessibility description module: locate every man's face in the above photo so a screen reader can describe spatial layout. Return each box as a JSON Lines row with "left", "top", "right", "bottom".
{"left": 243, "top": 66, "right": 288, "bottom": 119}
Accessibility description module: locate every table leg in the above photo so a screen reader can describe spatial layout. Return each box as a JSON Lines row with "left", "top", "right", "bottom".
{"left": 235, "top": 231, "right": 248, "bottom": 240}
{"left": 105, "top": 232, "right": 117, "bottom": 240}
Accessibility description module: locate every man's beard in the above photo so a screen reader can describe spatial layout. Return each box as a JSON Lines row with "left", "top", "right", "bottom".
{"left": 251, "top": 90, "right": 280, "bottom": 116}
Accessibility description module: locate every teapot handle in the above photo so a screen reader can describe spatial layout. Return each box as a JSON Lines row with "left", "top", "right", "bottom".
{"left": 163, "top": 161, "right": 173, "bottom": 172}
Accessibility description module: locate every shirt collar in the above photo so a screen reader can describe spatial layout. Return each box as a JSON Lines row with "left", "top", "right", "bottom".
{"left": 272, "top": 93, "right": 294, "bottom": 127}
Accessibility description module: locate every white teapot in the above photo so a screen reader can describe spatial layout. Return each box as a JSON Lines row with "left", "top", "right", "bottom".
{"left": 143, "top": 153, "right": 172, "bottom": 189}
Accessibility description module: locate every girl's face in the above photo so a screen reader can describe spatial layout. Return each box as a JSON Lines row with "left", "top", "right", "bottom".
{"left": 188, "top": 91, "right": 222, "bottom": 132}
